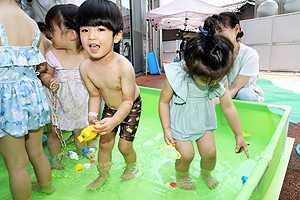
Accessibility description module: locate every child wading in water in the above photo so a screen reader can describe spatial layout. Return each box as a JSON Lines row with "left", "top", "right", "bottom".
{"left": 77, "top": 0, "right": 142, "bottom": 190}
{"left": 159, "top": 18, "right": 249, "bottom": 190}
{"left": 40, "top": 4, "right": 95, "bottom": 170}
{"left": 0, "top": 0, "right": 55, "bottom": 198}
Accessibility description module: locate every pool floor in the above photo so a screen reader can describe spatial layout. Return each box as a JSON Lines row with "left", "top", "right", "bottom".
{"left": 0, "top": 113, "right": 268, "bottom": 200}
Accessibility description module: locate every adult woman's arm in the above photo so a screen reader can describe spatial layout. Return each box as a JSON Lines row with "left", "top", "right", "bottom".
{"left": 228, "top": 74, "right": 251, "bottom": 99}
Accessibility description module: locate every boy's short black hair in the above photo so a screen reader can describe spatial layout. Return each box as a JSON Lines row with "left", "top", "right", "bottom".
{"left": 76, "top": 0, "right": 123, "bottom": 36}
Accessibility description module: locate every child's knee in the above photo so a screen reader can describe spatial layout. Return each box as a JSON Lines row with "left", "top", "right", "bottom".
{"left": 118, "top": 142, "right": 134, "bottom": 155}
{"left": 201, "top": 149, "right": 216, "bottom": 162}
{"left": 99, "top": 140, "right": 114, "bottom": 151}
{"left": 7, "top": 156, "right": 29, "bottom": 171}
{"left": 27, "top": 148, "right": 44, "bottom": 160}
{"left": 180, "top": 153, "right": 195, "bottom": 164}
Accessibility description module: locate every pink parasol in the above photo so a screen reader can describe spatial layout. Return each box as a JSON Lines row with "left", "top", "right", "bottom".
{"left": 147, "top": 0, "right": 228, "bottom": 30}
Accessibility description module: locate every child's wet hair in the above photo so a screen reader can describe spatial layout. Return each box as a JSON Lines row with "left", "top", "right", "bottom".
{"left": 45, "top": 4, "right": 79, "bottom": 33}
{"left": 184, "top": 16, "right": 234, "bottom": 85}
{"left": 76, "top": 0, "right": 123, "bottom": 36}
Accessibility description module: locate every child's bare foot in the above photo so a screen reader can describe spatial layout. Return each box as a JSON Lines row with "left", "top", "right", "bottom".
{"left": 86, "top": 152, "right": 96, "bottom": 159}
{"left": 51, "top": 163, "right": 65, "bottom": 170}
{"left": 51, "top": 155, "right": 65, "bottom": 170}
{"left": 86, "top": 175, "right": 107, "bottom": 190}
{"left": 201, "top": 169, "right": 219, "bottom": 189}
{"left": 31, "top": 181, "right": 56, "bottom": 194}
{"left": 176, "top": 171, "right": 196, "bottom": 190}
{"left": 86, "top": 162, "right": 111, "bottom": 190}
{"left": 121, "top": 163, "right": 138, "bottom": 182}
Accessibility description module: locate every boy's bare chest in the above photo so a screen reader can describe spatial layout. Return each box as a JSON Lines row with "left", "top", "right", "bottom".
{"left": 91, "top": 69, "right": 121, "bottom": 91}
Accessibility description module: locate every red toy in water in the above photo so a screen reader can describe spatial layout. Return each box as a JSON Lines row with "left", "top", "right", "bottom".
{"left": 170, "top": 182, "right": 177, "bottom": 187}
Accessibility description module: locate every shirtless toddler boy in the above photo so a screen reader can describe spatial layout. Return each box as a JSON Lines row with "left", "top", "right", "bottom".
{"left": 77, "top": 0, "right": 142, "bottom": 190}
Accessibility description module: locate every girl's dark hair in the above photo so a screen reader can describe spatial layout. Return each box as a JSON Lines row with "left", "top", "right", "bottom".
{"left": 37, "top": 22, "right": 51, "bottom": 40}
{"left": 206, "top": 12, "right": 244, "bottom": 41}
{"left": 45, "top": 4, "right": 82, "bottom": 52}
{"left": 45, "top": 4, "right": 79, "bottom": 32}
{"left": 76, "top": 0, "right": 123, "bottom": 36}
{"left": 184, "top": 17, "right": 234, "bottom": 84}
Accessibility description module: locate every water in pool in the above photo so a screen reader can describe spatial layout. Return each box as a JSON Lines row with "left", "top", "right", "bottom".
{"left": 0, "top": 113, "right": 269, "bottom": 200}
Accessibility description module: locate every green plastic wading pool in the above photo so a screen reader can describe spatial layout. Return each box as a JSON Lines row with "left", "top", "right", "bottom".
{"left": 0, "top": 87, "right": 291, "bottom": 200}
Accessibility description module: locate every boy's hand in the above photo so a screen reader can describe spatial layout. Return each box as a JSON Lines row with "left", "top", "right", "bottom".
{"left": 235, "top": 135, "right": 249, "bottom": 158}
{"left": 92, "top": 117, "right": 118, "bottom": 136}
{"left": 164, "top": 128, "right": 176, "bottom": 146}
{"left": 49, "top": 78, "right": 59, "bottom": 91}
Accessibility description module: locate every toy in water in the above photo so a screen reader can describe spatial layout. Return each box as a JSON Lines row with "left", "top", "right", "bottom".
{"left": 170, "top": 182, "right": 177, "bottom": 187}
{"left": 242, "top": 175, "right": 248, "bottom": 184}
{"left": 78, "top": 124, "right": 100, "bottom": 143}
{"left": 160, "top": 144, "right": 181, "bottom": 159}
{"left": 89, "top": 148, "right": 96, "bottom": 154}
{"left": 296, "top": 144, "right": 300, "bottom": 156}
{"left": 81, "top": 148, "right": 89, "bottom": 155}
{"left": 74, "top": 164, "right": 85, "bottom": 172}
{"left": 69, "top": 151, "right": 79, "bottom": 160}
{"left": 84, "top": 163, "right": 91, "bottom": 169}
{"left": 242, "top": 132, "right": 252, "bottom": 137}
{"left": 51, "top": 172, "right": 71, "bottom": 179}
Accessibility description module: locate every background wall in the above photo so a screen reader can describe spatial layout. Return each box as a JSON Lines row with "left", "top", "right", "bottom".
{"left": 255, "top": 0, "right": 300, "bottom": 17}
{"left": 240, "top": 11, "right": 300, "bottom": 72}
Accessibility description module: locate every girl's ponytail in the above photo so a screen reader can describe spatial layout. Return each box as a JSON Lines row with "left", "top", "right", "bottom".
{"left": 203, "top": 14, "right": 220, "bottom": 37}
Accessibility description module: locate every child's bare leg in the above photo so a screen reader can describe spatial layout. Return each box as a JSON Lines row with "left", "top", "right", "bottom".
{"left": 86, "top": 132, "right": 115, "bottom": 190}
{"left": 86, "top": 162, "right": 111, "bottom": 190}
{"left": 47, "top": 123, "right": 64, "bottom": 170}
{"left": 0, "top": 134, "right": 32, "bottom": 200}
{"left": 196, "top": 130, "right": 219, "bottom": 189}
{"left": 118, "top": 139, "right": 137, "bottom": 182}
{"left": 73, "top": 129, "right": 95, "bottom": 159}
{"left": 26, "top": 127, "right": 56, "bottom": 194}
{"left": 175, "top": 140, "right": 196, "bottom": 190}
{"left": 86, "top": 137, "right": 99, "bottom": 150}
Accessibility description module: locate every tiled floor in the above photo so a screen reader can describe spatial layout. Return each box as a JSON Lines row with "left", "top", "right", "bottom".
{"left": 136, "top": 72, "right": 300, "bottom": 200}
{"left": 136, "top": 73, "right": 166, "bottom": 89}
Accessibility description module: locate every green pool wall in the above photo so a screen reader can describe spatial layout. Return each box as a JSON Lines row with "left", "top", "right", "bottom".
{"left": 215, "top": 99, "right": 288, "bottom": 200}
{"left": 0, "top": 86, "right": 289, "bottom": 200}
{"left": 140, "top": 87, "right": 288, "bottom": 200}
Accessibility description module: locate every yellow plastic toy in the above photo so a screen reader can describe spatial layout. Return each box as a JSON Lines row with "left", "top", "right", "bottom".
{"left": 74, "top": 164, "right": 84, "bottom": 172}
{"left": 160, "top": 144, "right": 181, "bottom": 159}
{"left": 242, "top": 132, "right": 252, "bottom": 137}
{"left": 77, "top": 124, "right": 100, "bottom": 143}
